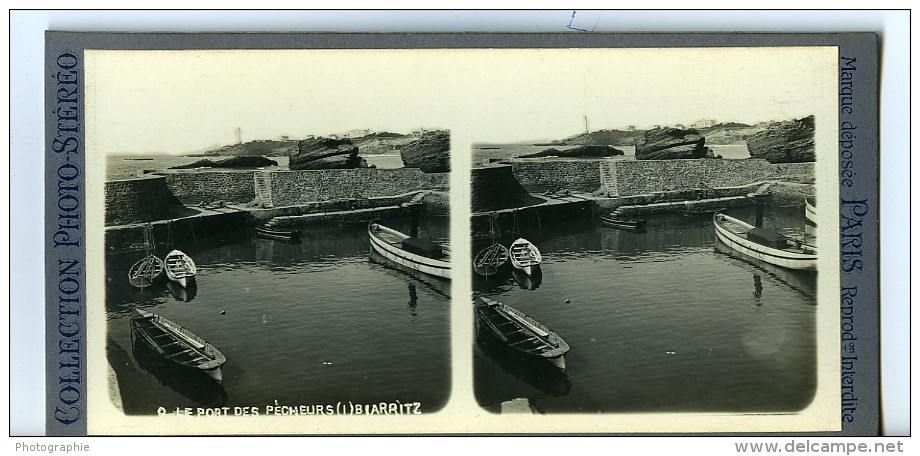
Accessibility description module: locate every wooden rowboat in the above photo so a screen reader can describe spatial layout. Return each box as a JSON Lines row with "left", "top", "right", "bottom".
{"left": 474, "top": 296, "right": 569, "bottom": 371}
{"left": 128, "top": 255, "right": 164, "bottom": 288}
{"left": 600, "top": 215, "right": 646, "bottom": 232}
{"left": 509, "top": 238, "right": 542, "bottom": 276}
{"left": 713, "top": 212, "right": 817, "bottom": 271}
{"left": 804, "top": 197, "right": 817, "bottom": 226}
{"left": 130, "top": 308, "right": 226, "bottom": 382}
{"left": 368, "top": 222, "right": 451, "bottom": 280}
{"left": 473, "top": 243, "right": 510, "bottom": 277}
{"left": 255, "top": 226, "right": 301, "bottom": 243}
{"left": 164, "top": 250, "right": 197, "bottom": 287}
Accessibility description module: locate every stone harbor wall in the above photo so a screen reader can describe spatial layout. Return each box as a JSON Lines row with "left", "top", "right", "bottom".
{"left": 163, "top": 171, "right": 257, "bottom": 206}
{"left": 510, "top": 160, "right": 603, "bottom": 194}
{"left": 104, "top": 176, "right": 180, "bottom": 226}
{"left": 603, "top": 159, "right": 813, "bottom": 197}
{"left": 262, "top": 168, "right": 448, "bottom": 208}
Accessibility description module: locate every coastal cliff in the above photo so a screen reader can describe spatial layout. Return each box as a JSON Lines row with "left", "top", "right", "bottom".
{"left": 400, "top": 130, "right": 450, "bottom": 173}
{"left": 745, "top": 116, "right": 815, "bottom": 163}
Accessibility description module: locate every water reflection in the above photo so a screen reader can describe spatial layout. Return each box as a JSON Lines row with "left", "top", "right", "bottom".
{"left": 407, "top": 284, "right": 418, "bottom": 318}
{"left": 511, "top": 267, "right": 543, "bottom": 290}
{"left": 476, "top": 328, "right": 572, "bottom": 397}
{"left": 166, "top": 279, "right": 197, "bottom": 302}
{"left": 368, "top": 248, "right": 451, "bottom": 298}
{"left": 713, "top": 238, "right": 817, "bottom": 301}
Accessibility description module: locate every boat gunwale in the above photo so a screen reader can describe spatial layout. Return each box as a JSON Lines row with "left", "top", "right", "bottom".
{"left": 713, "top": 213, "right": 817, "bottom": 270}
{"left": 130, "top": 309, "right": 226, "bottom": 371}
{"left": 368, "top": 223, "right": 451, "bottom": 279}
{"left": 474, "top": 297, "right": 569, "bottom": 360}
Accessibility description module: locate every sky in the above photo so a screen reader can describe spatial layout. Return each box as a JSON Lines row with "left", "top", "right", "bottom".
{"left": 85, "top": 47, "right": 836, "bottom": 155}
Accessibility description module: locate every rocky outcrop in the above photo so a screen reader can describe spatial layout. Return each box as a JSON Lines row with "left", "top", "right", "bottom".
{"left": 169, "top": 155, "right": 278, "bottom": 169}
{"left": 746, "top": 116, "right": 815, "bottom": 163}
{"left": 634, "top": 127, "right": 711, "bottom": 160}
{"left": 520, "top": 145, "right": 624, "bottom": 159}
{"left": 290, "top": 137, "right": 364, "bottom": 170}
{"left": 400, "top": 130, "right": 450, "bottom": 173}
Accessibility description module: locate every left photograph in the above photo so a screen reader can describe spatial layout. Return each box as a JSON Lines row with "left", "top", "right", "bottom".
{"left": 91, "top": 50, "right": 452, "bottom": 416}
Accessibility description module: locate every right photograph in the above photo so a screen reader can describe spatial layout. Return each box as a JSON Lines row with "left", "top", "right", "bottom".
{"left": 468, "top": 46, "right": 829, "bottom": 415}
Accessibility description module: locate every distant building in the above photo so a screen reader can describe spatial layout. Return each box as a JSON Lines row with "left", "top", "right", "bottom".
{"left": 343, "top": 129, "right": 371, "bottom": 139}
{"left": 280, "top": 135, "right": 289, "bottom": 140}
{"left": 691, "top": 119, "right": 717, "bottom": 128}
{"left": 653, "top": 124, "right": 661, "bottom": 129}
{"left": 626, "top": 125, "right": 636, "bottom": 132}
{"left": 674, "top": 124, "right": 685, "bottom": 130}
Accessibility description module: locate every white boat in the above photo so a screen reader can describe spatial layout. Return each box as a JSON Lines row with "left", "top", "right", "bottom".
{"left": 805, "top": 198, "right": 817, "bottom": 226}
{"left": 368, "top": 222, "right": 451, "bottom": 280}
{"left": 509, "top": 238, "right": 542, "bottom": 276}
{"left": 713, "top": 213, "right": 817, "bottom": 271}
{"left": 128, "top": 255, "right": 164, "bottom": 288}
{"left": 164, "top": 250, "right": 197, "bottom": 287}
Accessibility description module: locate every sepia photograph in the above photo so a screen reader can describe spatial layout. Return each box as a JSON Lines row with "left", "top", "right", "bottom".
{"left": 73, "top": 42, "right": 846, "bottom": 435}
{"left": 468, "top": 47, "right": 835, "bottom": 418}
{"left": 88, "top": 50, "right": 453, "bottom": 425}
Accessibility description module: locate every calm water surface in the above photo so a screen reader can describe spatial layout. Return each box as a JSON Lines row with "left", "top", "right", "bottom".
{"left": 107, "top": 216, "right": 450, "bottom": 415}
{"left": 472, "top": 206, "right": 817, "bottom": 413}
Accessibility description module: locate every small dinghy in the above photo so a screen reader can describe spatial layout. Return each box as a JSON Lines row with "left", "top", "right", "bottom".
{"left": 164, "top": 250, "right": 197, "bottom": 287}
{"left": 131, "top": 309, "right": 226, "bottom": 382}
{"left": 128, "top": 255, "right": 164, "bottom": 288}
{"left": 804, "top": 197, "right": 817, "bottom": 226}
{"left": 509, "top": 238, "right": 542, "bottom": 276}
{"left": 473, "top": 243, "right": 510, "bottom": 277}
{"left": 255, "top": 226, "right": 301, "bottom": 243}
{"left": 600, "top": 215, "right": 646, "bottom": 232}
{"left": 474, "top": 296, "right": 569, "bottom": 371}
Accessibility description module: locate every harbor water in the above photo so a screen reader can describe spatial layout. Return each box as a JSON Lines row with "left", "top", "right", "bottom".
{"left": 472, "top": 205, "right": 817, "bottom": 413}
{"left": 106, "top": 216, "right": 451, "bottom": 415}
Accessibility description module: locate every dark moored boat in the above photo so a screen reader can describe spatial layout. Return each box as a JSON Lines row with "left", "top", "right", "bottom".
{"left": 130, "top": 309, "right": 226, "bottom": 382}
{"left": 713, "top": 212, "right": 817, "bottom": 271}
{"left": 600, "top": 215, "right": 646, "bottom": 232}
{"left": 473, "top": 243, "right": 510, "bottom": 277}
{"left": 255, "top": 226, "right": 301, "bottom": 243}
{"left": 474, "top": 296, "right": 569, "bottom": 371}
{"left": 128, "top": 255, "right": 164, "bottom": 288}
{"left": 368, "top": 222, "right": 451, "bottom": 280}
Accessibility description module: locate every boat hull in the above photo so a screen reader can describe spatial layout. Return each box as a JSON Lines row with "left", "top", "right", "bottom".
{"left": 473, "top": 243, "right": 510, "bottom": 277}
{"left": 368, "top": 223, "right": 451, "bottom": 280}
{"left": 128, "top": 255, "right": 164, "bottom": 288}
{"left": 509, "top": 239, "right": 542, "bottom": 276}
{"left": 164, "top": 250, "right": 197, "bottom": 287}
{"left": 713, "top": 213, "right": 817, "bottom": 271}
{"left": 256, "top": 227, "right": 301, "bottom": 243}
{"left": 130, "top": 309, "right": 226, "bottom": 382}
{"left": 474, "top": 297, "right": 569, "bottom": 372}
{"left": 600, "top": 216, "right": 646, "bottom": 232}
{"left": 805, "top": 199, "right": 817, "bottom": 226}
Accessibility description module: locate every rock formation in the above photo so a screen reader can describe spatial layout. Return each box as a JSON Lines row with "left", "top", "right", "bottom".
{"left": 634, "top": 127, "right": 711, "bottom": 160}
{"left": 169, "top": 155, "right": 278, "bottom": 169}
{"left": 290, "top": 137, "right": 364, "bottom": 170}
{"left": 400, "top": 130, "right": 450, "bottom": 173}
{"left": 520, "top": 145, "right": 624, "bottom": 159}
{"left": 745, "top": 115, "right": 815, "bottom": 163}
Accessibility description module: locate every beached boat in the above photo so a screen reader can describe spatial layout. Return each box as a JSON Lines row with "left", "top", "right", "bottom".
{"left": 804, "top": 198, "right": 817, "bottom": 226}
{"left": 164, "top": 250, "right": 197, "bottom": 287}
{"left": 713, "top": 212, "right": 817, "bottom": 271}
{"left": 255, "top": 226, "right": 301, "bottom": 243}
{"left": 600, "top": 214, "right": 646, "bottom": 232}
{"left": 130, "top": 308, "right": 226, "bottom": 382}
{"left": 473, "top": 243, "right": 510, "bottom": 277}
{"left": 128, "top": 255, "right": 164, "bottom": 288}
{"left": 474, "top": 296, "right": 569, "bottom": 371}
{"left": 509, "top": 238, "right": 542, "bottom": 276}
{"left": 368, "top": 222, "right": 451, "bottom": 280}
